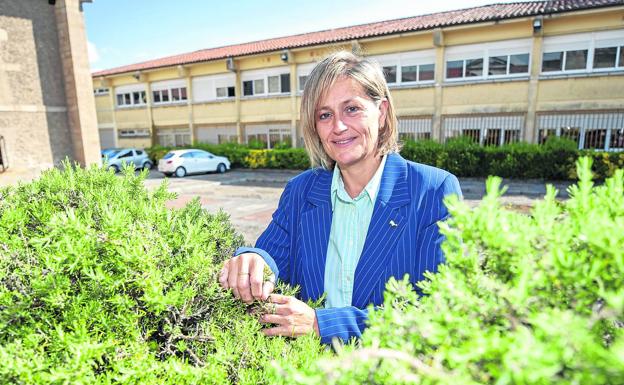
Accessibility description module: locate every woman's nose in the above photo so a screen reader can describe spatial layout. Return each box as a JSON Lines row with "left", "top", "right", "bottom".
{"left": 332, "top": 116, "right": 348, "bottom": 133}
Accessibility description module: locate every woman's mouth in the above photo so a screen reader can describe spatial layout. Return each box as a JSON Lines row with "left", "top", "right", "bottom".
{"left": 332, "top": 137, "right": 356, "bottom": 146}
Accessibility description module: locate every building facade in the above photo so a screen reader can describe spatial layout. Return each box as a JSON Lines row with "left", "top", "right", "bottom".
{"left": 0, "top": 0, "right": 100, "bottom": 177}
{"left": 92, "top": 0, "right": 624, "bottom": 152}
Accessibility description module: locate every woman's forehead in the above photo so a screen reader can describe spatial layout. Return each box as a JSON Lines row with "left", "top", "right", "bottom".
{"left": 316, "top": 77, "right": 368, "bottom": 108}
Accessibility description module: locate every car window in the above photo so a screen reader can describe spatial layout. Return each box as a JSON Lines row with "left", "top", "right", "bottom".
{"left": 136, "top": 150, "right": 143, "bottom": 155}
{"left": 118, "top": 151, "right": 132, "bottom": 158}
{"left": 193, "top": 151, "right": 209, "bottom": 158}
{"left": 163, "top": 152, "right": 175, "bottom": 159}
{"left": 102, "top": 149, "right": 119, "bottom": 157}
{"left": 181, "top": 152, "right": 194, "bottom": 158}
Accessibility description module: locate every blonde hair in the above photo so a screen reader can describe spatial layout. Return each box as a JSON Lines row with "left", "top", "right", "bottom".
{"left": 300, "top": 51, "right": 399, "bottom": 170}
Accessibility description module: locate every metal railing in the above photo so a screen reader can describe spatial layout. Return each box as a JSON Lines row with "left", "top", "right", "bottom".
{"left": 537, "top": 111, "right": 624, "bottom": 151}
{"left": 442, "top": 114, "right": 525, "bottom": 146}
{"left": 398, "top": 116, "right": 433, "bottom": 141}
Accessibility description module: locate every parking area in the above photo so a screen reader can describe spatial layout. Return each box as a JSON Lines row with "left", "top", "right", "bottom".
{"left": 142, "top": 169, "right": 573, "bottom": 245}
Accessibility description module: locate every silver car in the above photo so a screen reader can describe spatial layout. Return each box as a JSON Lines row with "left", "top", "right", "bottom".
{"left": 102, "top": 148, "right": 152, "bottom": 172}
{"left": 157, "top": 149, "right": 230, "bottom": 177}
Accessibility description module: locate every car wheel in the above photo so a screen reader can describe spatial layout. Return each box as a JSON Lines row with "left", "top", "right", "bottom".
{"left": 217, "top": 163, "right": 227, "bottom": 174}
{"left": 110, "top": 165, "right": 119, "bottom": 173}
{"left": 143, "top": 161, "right": 153, "bottom": 170}
{"left": 175, "top": 167, "right": 187, "bottom": 178}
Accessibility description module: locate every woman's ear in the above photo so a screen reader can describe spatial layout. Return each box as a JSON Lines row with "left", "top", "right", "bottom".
{"left": 378, "top": 99, "right": 389, "bottom": 128}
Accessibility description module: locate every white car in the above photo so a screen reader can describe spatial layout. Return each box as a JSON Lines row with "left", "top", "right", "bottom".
{"left": 157, "top": 149, "right": 230, "bottom": 177}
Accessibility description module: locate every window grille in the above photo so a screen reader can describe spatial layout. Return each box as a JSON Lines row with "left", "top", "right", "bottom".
{"left": 397, "top": 117, "right": 433, "bottom": 141}
{"left": 537, "top": 112, "right": 624, "bottom": 151}
{"left": 442, "top": 114, "right": 525, "bottom": 146}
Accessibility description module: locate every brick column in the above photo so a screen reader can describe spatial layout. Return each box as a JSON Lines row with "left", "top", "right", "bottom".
{"left": 54, "top": 0, "right": 101, "bottom": 166}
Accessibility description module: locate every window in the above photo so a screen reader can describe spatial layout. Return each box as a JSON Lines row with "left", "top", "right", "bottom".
{"left": 296, "top": 62, "right": 316, "bottom": 93}
{"left": 593, "top": 45, "right": 624, "bottom": 69}
{"left": 488, "top": 54, "right": 529, "bottom": 76}
{"left": 94, "top": 88, "right": 109, "bottom": 95}
{"left": 119, "top": 129, "right": 150, "bottom": 137}
{"left": 298, "top": 75, "right": 308, "bottom": 92}
{"left": 152, "top": 86, "right": 187, "bottom": 105}
{"left": 445, "top": 38, "right": 531, "bottom": 81}
{"left": 216, "top": 86, "right": 235, "bottom": 98}
{"left": 382, "top": 66, "right": 397, "bottom": 84}
{"left": 371, "top": 52, "right": 435, "bottom": 86}
{"left": 193, "top": 73, "right": 236, "bottom": 102}
{"left": 446, "top": 60, "right": 463, "bottom": 79}
{"left": 267, "top": 74, "right": 290, "bottom": 94}
{"left": 241, "top": 68, "right": 290, "bottom": 97}
{"left": 465, "top": 58, "right": 483, "bottom": 77}
{"left": 116, "top": 90, "right": 146, "bottom": 107}
{"left": 565, "top": 50, "right": 588, "bottom": 70}
{"left": 542, "top": 50, "right": 588, "bottom": 72}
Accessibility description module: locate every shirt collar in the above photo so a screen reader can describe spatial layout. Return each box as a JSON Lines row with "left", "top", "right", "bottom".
{"left": 331, "top": 155, "right": 387, "bottom": 210}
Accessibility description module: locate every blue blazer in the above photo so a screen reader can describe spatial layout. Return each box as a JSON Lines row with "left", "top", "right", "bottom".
{"left": 235, "top": 152, "right": 462, "bottom": 344}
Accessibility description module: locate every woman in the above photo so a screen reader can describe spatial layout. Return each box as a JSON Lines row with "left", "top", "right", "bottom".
{"left": 219, "top": 51, "right": 462, "bottom": 344}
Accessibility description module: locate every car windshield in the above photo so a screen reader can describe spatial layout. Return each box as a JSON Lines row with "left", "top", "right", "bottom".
{"left": 102, "top": 150, "right": 119, "bottom": 158}
{"left": 163, "top": 152, "right": 176, "bottom": 160}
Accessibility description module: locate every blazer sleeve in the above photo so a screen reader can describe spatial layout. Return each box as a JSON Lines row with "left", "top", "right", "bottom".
{"left": 315, "top": 306, "right": 370, "bottom": 344}
{"left": 234, "top": 180, "right": 294, "bottom": 282}
{"left": 415, "top": 173, "right": 462, "bottom": 275}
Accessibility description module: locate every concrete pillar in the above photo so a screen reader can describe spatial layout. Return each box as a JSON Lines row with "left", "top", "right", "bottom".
{"left": 432, "top": 29, "right": 445, "bottom": 142}
{"left": 235, "top": 66, "right": 243, "bottom": 144}
{"left": 289, "top": 62, "right": 298, "bottom": 147}
{"left": 108, "top": 84, "right": 119, "bottom": 147}
{"left": 525, "top": 34, "right": 543, "bottom": 144}
{"left": 54, "top": 0, "right": 101, "bottom": 165}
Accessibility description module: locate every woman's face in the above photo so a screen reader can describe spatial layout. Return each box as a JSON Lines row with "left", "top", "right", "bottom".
{"left": 315, "top": 76, "right": 388, "bottom": 172}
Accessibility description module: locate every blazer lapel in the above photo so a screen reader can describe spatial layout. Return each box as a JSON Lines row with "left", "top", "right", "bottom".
{"left": 299, "top": 170, "right": 333, "bottom": 301}
{"left": 352, "top": 153, "right": 411, "bottom": 307}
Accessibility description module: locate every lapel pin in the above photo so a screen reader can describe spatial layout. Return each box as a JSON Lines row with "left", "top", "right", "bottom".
{"left": 389, "top": 220, "right": 398, "bottom": 227}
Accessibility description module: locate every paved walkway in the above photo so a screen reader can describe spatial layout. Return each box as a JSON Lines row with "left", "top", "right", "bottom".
{"left": 1, "top": 167, "right": 574, "bottom": 244}
{"left": 142, "top": 169, "right": 574, "bottom": 245}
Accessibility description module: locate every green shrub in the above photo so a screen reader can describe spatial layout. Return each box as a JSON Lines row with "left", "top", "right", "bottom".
{"left": 279, "top": 157, "right": 624, "bottom": 384}
{"left": 0, "top": 162, "right": 327, "bottom": 384}
{"left": 436, "top": 137, "right": 484, "bottom": 177}
{"left": 399, "top": 139, "right": 443, "bottom": 166}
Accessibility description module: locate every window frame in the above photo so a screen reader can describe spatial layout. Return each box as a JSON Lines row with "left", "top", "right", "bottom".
{"left": 115, "top": 85, "right": 147, "bottom": 108}
{"left": 541, "top": 30, "right": 624, "bottom": 76}
{"left": 241, "top": 66, "right": 291, "bottom": 98}
{"left": 151, "top": 80, "right": 188, "bottom": 106}
{"left": 445, "top": 39, "right": 532, "bottom": 82}
{"left": 370, "top": 51, "right": 436, "bottom": 87}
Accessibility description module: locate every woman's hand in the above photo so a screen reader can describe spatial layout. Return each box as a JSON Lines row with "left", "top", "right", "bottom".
{"left": 260, "top": 294, "right": 320, "bottom": 338}
{"left": 219, "top": 253, "right": 275, "bottom": 303}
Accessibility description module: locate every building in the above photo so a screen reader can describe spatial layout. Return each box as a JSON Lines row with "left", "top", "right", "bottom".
{"left": 0, "top": 0, "right": 100, "bottom": 179}
{"left": 92, "top": 0, "right": 624, "bottom": 152}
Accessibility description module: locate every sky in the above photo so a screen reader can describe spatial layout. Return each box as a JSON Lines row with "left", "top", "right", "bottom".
{"left": 84, "top": 0, "right": 533, "bottom": 72}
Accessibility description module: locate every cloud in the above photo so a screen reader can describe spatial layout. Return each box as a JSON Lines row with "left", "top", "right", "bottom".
{"left": 87, "top": 41, "right": 100, "bottom": 64}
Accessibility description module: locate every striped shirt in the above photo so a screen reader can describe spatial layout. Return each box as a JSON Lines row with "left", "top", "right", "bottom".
{"left": 324, "top": 155, "right": 387, "bottom": 308}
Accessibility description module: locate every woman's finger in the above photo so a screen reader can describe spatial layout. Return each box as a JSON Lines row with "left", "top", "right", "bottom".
{"left": 267, "top": 293, "right": 290, "bottom": 304}
{"left": 218, "top": 264, "right": 229, "bottom": 288}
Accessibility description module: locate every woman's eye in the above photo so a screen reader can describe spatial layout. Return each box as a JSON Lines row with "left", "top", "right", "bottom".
{"left": 346, "top": 106, "right": 360, "bottom": 114}
{"left": 318, "top": 112, "right": 331, "bottom": 120}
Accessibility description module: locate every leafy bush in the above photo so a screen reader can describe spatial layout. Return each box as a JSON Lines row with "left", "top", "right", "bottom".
{"left": 0, "top": 162, "right": 327, "bottom": 384}
{"left": 278, "top": 157, "right": 624, "bottom": 384}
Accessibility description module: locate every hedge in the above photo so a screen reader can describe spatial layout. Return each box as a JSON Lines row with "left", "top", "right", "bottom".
{"left": 0, "top": 163, "right": 328, "bottom": 384}
{"left": 276, "top": 157, "right": 624, "bottom": 384}
{"left": 146, "top": 138, "right": 624, "bottom": 180}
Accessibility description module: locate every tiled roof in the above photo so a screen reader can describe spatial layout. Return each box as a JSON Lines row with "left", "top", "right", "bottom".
{"left": 92, "top": 0, "right": 624, "bottom": 77}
